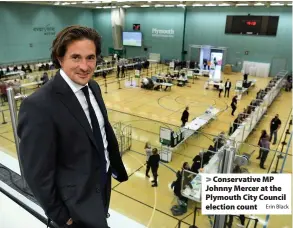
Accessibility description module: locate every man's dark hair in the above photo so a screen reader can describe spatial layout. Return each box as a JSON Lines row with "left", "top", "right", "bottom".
{"left": 51, "top": 25, "right": 101, "bottom": 68}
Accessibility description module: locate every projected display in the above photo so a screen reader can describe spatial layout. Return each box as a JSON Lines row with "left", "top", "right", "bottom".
{"left": 123, "top": 32, "right": 142, "bottom": 47}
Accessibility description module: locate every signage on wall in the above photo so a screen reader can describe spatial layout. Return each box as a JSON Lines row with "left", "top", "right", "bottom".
{"left": 152, "top": 28, "right": 175, "bottom": 38}
{"left": 133, "top": 24, "right": 141, "bottom": 31}
{"left": 33, "top": 24, "right": 56, "bottom": 36}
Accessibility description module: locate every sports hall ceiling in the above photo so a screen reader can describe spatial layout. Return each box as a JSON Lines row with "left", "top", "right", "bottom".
{"left": 13, "top": 1, "right": 293, "bottom": 9}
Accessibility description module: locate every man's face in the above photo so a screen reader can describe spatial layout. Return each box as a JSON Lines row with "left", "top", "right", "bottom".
{"left": 59, "top": 39, "right": 97, "bottom": 86}
{"left": 275, "top": 114, "right": 279, "bottom": 119}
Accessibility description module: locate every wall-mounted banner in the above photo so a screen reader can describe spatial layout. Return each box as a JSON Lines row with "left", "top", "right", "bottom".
{"left": 152, "top": 28, "right": 175, "bottom": 38}
{"left": 33, "top": 24, "right": 56, "bottom": 36}
{"left": 202, "top": 174, "right": 291, "bottom": 215}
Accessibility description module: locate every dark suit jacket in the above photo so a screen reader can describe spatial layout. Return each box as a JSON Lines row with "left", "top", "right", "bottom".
{"left": 225, "top": 81, "right": 231, "bottom": 89}
{"left": 17, "top": 71, "right": 128, "bottom": 228}
{"left": 148, "top": 154, "right": 160, "bottom": 170}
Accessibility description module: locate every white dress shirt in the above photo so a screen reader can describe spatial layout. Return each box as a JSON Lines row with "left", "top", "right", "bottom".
{"left": 60, "top": 69, "right": 110, "bottom": 172}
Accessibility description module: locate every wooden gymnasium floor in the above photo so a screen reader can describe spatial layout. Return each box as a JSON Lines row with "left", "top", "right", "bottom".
{"left": 0, "top": 64, "right": 292, "bottom": 228}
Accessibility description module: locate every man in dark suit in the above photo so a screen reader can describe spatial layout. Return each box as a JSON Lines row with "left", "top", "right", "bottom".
{"left": 224, "top": 79, "right": 232, "bottom": 98}
{"left": 181, "top": 106, "right": 189, "bottom": 127}
{"left": 17, "top": 25, "right": 128, "bottom": 228}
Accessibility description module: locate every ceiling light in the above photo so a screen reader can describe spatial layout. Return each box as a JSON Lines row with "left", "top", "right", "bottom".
{"left": 122, "top": 5, "right": 131, "bottom": 8}
{"left": 177, "top": 4, "right": 186, "bottom": 7}
{"left": 205, "top": 3, "right": 216, "bottom": 6}
{"left": 111, "top": 6, "right": 116, "bottom": 8}
{"left": 218, "top": 3, "right": 230, "bottom": 6}
{"left": 141, "top": 5, "right": 150, "bottom": 7}
{"left": 96, "top": 6, "right": 102, "bottom": 8}
{"left": 193, "top": 4, "right": 203, "bottom": 6}
{"left": 236, "top": 3, "right": 249, "bottom": 6}
{"left": 71, "top": 2, "right": 77, "bottom": 4}
{"left": 270, "top": 3, "right": 284, "bottom": 6}
{"left": 165, "top": 5, "right": 174, "bottom": 7}
{"left": 288, "top": 3, "right": 292, "bottom": 6}
{"left": 103, "top": 6, "right": 111, "bottom": 8}
{"left": 155, "top": 4, "right": 163, "bottom": 7}
{"left": 61, "top": 2, "right": 70, "bottom": 5}
{"left": 82, "top": 1, "right": 91, "bottom": 4}
{"left": 54, "top": 2, "right": 60, "bottom": 5}
{"left": 254, "top": 3, "right": 265, "bottom": 6}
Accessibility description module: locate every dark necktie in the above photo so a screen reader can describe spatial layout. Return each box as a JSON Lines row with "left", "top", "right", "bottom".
{"left": 81, "top": 86, "right": 107, "bottom": 182}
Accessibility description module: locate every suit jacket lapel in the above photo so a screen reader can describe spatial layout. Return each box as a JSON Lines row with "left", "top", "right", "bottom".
{"left": 52, "top": 72, "right": 99, "bottom": 151}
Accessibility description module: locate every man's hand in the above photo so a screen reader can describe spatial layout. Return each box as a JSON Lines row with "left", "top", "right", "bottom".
{"left": 66, "top": 218, "right": 73, "bottom": 225}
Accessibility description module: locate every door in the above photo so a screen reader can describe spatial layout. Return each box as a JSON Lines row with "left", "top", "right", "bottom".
{"left": 270, "top": 57, "right": 287, "bottom": 77}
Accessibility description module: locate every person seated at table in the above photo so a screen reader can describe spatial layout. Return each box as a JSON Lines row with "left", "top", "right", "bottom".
{"left": 13, "top": 65, "right": 18, "bottom": 72}
{"left": 191, "top": 155, "right": 201, "bottom": 174}
{"left": 21, "top": 65, "right": 26, "bottom": 72}
{"left": 165, "top": 75, "right": 172, "bottom": 83}
{"left": 40, "top": 72, "right": 49, "bottom": 85}
{"left": 141, "top": 77, "right": 154, "bottom": 90}
{"left": 232, "top": 116, "right": 242, "bottom": 134}
{"left": 202, "top": 146, "right": 215, "bottom": 165}
{"left": 6, "top": 66, "right": 10, "bottom": 73}
{"left": 39, "top": 64, "right": 45, "bottom": 71}
{"left": 246, "top": 105, "right": 253, "bottom": 115}
{"left": 25, "top": 65, "right": 32, "bottom": 73}
{"left": 0, "top": 68, "right": 3, "bottom": 78}
{"left": 45, "top": 63, "right": 50, "bottom": 71}
{"left": 178, "top": 73, "right": 188, "bottom": 86}
{"left": 12, "top": 79, "right": 21, "bottom": 94}
{"left": 213, "top": 132, "right": 226, "bottom": 151}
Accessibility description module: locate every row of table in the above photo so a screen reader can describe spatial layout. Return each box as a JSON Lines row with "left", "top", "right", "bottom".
{"left": 160, "top": 107, "right": 220, "bottom": 162}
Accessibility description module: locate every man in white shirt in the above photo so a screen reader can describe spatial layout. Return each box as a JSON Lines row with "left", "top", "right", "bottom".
{"left": 18, "top": 25, "right": 128, "bottom": 228}
{"left": 218, "top": 80, "right": 224, "bottom": 98}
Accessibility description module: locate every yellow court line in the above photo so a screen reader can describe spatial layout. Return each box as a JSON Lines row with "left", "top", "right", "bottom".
{"left": 127, "top": 152, "right": 157, "bottom": 228}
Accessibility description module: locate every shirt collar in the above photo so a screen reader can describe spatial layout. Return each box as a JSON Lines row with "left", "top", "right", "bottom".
{"left": 60, "top": 69, "right": 88, "bottom": 94}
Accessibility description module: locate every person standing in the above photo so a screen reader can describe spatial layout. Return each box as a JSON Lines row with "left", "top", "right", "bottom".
{"left": 256, "top": 130, "right": 268, "bottom": 159}
{"left": 17, "top": 25, "right": 128, "bottom": 228}
{"left": 121, "top": 65, "right": 126, "bottom": 78}
{"left": 116, "top": 65, "right": 120, "bottom": 78}
{"left": 218, "top": 80, "right": 224, "bottom": 98}
{"left": 270, "top": 114, "right": 282, "bottom": 145}
{"left": 231, "top": 96, "right": 237, "bottom": 116}
{"left": 224, "top": 79, "right": 232, "bottom": 98}
{"left": 260, "top": 135, "right": 270, "bottom": 169}
{"left": 148, "top": 148, "right": 160, "bottom": 187}
{"left": 181, "top": 106, "right": 189, "bottom": 127}
{"left": 144, "top": 142, "right": 152, "bottom": 178}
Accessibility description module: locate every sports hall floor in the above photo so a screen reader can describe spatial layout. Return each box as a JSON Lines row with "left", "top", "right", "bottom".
{"left": 0, "top": 64, "right": 292, "bottom": 228}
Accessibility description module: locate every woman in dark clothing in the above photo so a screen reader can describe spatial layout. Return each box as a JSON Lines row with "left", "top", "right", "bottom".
{"left": 260, "top": 135, "right": 270, "bottom": 169}
{"left": 149, "top": 148, "right": 160, "bottom": 187}
{"left": 231, "top": 96, "right": 237, "bottom": 116}
{"left": 191, "top": 155, "right": 201, "bottom": 174}
{"left": 256, "top": 130, "right": 268, "bottom": 159}
{"left": 181, "top": 106, "right": 189, "bottom": 127}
